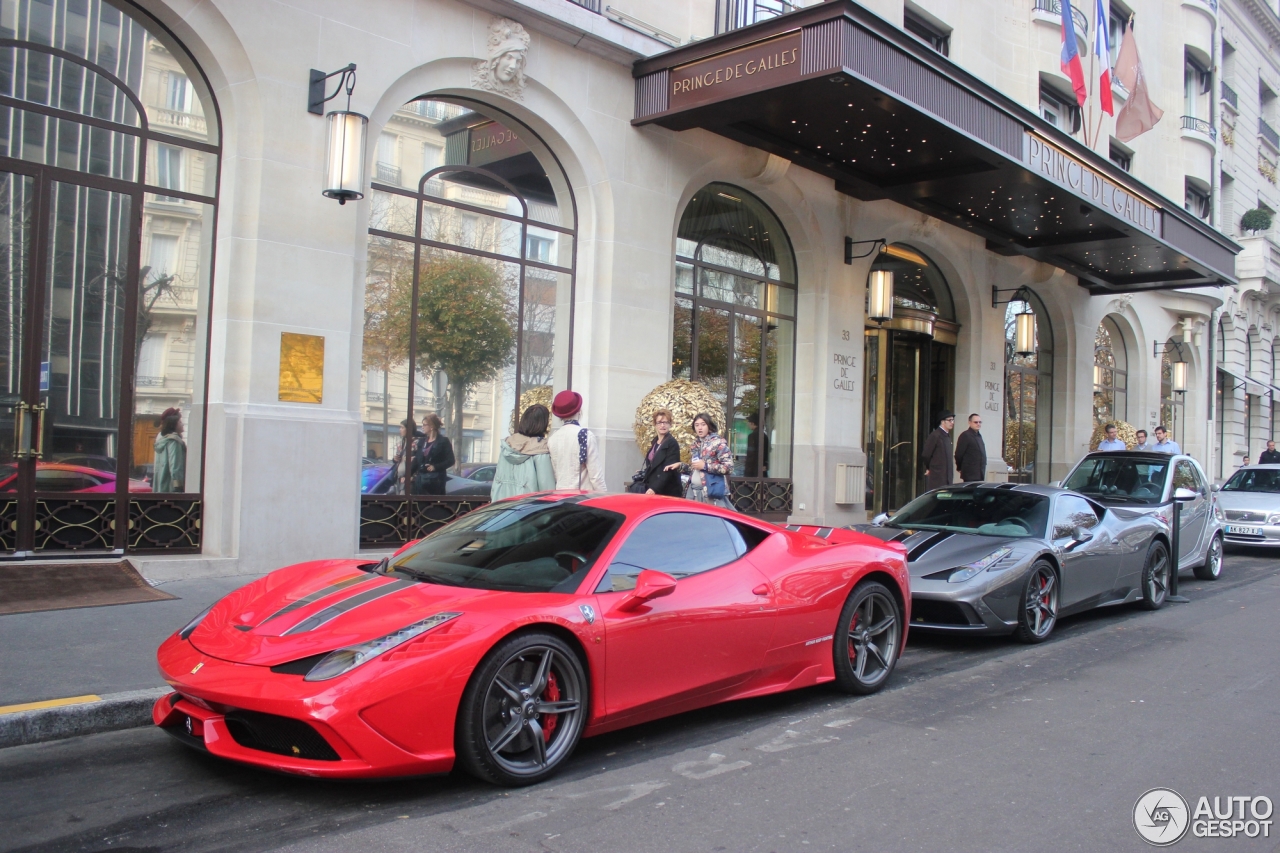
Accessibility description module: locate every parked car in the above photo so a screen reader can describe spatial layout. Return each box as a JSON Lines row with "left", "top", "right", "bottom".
{"left": 0, "top": 461, "right": 151, "bottom": 493}
{"left": 848, "top": 482, "right": 1171, "bottom": 643}
{"left": 1059, "top": 451, "right": 1223, "bottom": 581}
{"left": 361, "top": 462, "right": 491, "bottom": 497}
{"left": 1214, "top": 464, "right": 1280, "bottom": 547}
{"left": 154, "top": 493, "right": 910, "bottom": 784}
{"left": 458, "top": 463, "right": 497, "bottom": 483}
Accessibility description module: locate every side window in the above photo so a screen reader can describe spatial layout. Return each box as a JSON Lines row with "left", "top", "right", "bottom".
{"left": 596, "top": 512, "right": 743, "bottom": 592}
{"left": 1173, "top": 461, "right": 1203, "bottom": 494}
{"left": 1052, "top": 495, "right": 1099, "bottom": 539}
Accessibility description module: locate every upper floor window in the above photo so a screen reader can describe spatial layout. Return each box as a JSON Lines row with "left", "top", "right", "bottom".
{"left": 904, "top": 7, "right": 950, "bottom": 56}
{"left": 1109, "top": 141, "right": 1132, "bottom": 172}
{"left": 1108, "top": 3, "right": 1130, "bottom": 70}
{"left": 1040, "top": 82, "right": 1081, "bottom": 135}
{"left": 1185, "top": 180, "right": 1211, "bottom": 221}
{"left": 1184, "top": 54, "right": 1211, "bottom": 120}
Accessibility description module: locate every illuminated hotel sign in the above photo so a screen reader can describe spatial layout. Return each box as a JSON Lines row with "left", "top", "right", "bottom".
{"left": 669, "top": 30, "right": 803, "bottom": 111}
{"left": 1026, "top": 133, "right": 1161, "bottom": 236}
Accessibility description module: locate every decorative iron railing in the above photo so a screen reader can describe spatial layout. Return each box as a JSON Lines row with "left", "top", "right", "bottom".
{"left": 375, "top": 162, "right": 402, "bottom": 184}
{"left": 728, "top": 478, "right": 794, "bottom": 519}
{"left": 1221, "top": 81, "right": 1239, "bottom": 110}
{"left": 715, "top": 0, "right": 797, "bottom": 35}
{"left": 360, "top": 495, "right": 489, "bottom": 549}
{"left": 1181, "top": 115, "right": 1217, "bottom": 140}
{"left": 1032, "top": 0, "right": 1088, "bottom": 36}
{"left": 1260, "top": 118, "right": 1280, "bottom": 150}
{"left": 0, "top": 495, "right": 202, "bottom": 554}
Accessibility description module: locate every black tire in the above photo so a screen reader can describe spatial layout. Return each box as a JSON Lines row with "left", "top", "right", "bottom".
{"left": 1013, "top": 561, "right": 1059, "bottom": 644}
{"left": 1139, "top": 540, "right": 1170, "bottom": 611}
{"left": 455, "top": 631, "right": 587, "bottom": 787}
{"left": 1193, "top": 533, "right": 1223, "bottom": 581}
{"left": 833, "top": 581, "right": 902, "bottom": 695}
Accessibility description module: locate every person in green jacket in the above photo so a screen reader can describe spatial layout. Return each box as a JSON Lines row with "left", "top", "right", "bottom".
{"left": 152, "top": 407, "right": 186, "bottom": 493}
{"left": 490, "top": 404, "right": 555, "bottom": 502}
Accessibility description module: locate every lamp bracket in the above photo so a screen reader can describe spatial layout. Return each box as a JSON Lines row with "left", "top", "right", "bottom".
{"left": 308, "top": 64, "right": 357, "bottom": 115}
{"left": 844, "top": 237, "right": 886, "bottom": 265}
{"left": 991, "top": 285, "right": 1035, "bottom": 309}
{"left": 1153, "top": 339, "right": 1189, "bottom": 359}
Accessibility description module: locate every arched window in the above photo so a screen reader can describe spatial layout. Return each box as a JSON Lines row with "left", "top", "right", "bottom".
{"left": 0, "top": 0, "right": 219, "bottom": 555}
{"left": 359, "top": 98, "right": 576, "bottom": 547}
{"left": 1160, "top": 340, "right": 1186, "bottom": 441}
{"left": 673, "top": 184, "right": 796, "bottom": 515}
{"left": 1094, "top": 317, "right": 1127, "bottom": 426}
{"left": 1004, "top": 291, "right": 1052, "bottom": 483}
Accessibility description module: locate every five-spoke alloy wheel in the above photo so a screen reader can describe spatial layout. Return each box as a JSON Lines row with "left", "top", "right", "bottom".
{"left": 456, "top": 632, "right": 587, "bottom": 786}
{"left": 1014, "top": 562, "right": 1059, "bottom": 643}
{"left": 1139, "top": 540, "right": 1170, "bottom": 610}
{"left": 1194, "top": 533, "right": 1223, "bottom": 581}
{"left": 834, "top": 581, "right": 902, "bottom": 695}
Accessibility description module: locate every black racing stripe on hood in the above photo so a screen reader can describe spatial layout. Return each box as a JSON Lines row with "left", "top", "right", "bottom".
{"left": 905, "top": 530, "right": 955, "bottom": 562}
{"left": 282, "top": 579, "right": 417, "bottom": 635}
{"left": 258, "top": 574, "right": 374, "bottom": 627}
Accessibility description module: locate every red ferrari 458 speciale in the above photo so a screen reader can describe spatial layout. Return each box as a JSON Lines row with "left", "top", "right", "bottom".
{"left": 155, "top": 493, "right": 910, "bottom": 786}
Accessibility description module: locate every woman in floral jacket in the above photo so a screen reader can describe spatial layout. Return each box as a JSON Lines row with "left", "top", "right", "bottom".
{"left": 681, "top": 412, "right": 733, "bottom": 507}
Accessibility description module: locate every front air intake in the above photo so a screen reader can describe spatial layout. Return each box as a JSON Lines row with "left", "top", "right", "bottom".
{"left": 223, "top": 710, "right": 340, "bottom": 761}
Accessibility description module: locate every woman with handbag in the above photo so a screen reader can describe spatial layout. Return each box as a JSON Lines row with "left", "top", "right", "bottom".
{"left": 681, "top": 413, "right": 733, "bottom": 507}
{"left": 633, "top": 409, "right": 683, "bottom": 497}
{"left": 412, "top": 412, "right": 455, "bottom": 495}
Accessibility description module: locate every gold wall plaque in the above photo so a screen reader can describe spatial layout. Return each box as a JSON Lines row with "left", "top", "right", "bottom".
{"left": 278, "top": 332, "right": 325, "bottom": 404}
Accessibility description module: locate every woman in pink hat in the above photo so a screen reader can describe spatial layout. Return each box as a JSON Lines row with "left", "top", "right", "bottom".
{"left": 548, "top": 390, "right": 606, "bottom": 491}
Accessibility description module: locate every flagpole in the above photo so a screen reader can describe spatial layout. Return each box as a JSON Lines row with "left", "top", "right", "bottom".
{"left": 1085, "top": 11, "right": 1096, "bottom": 149}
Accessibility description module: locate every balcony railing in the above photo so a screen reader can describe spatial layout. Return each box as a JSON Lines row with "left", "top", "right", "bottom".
{"left": 1261, "top": 118, "right": 1280, "bottom": 151}
{"left": 1181, "top": 115, "right": 1217, "bottom": 140}
{"left": 375, "top": 162, "right": 402, "bottom": 184}
{"left": 135, "top": 375, "right": 165, "bottom": 387}
{"left": 1222, "top": 81, "right": 1239, "bottom": 110}
{"left": 565, "top": 0, "right": 600, "bottom": 11}
{"left": 715, "top": 0, "right": 797, "bottom": 35}
{"left": 150, "top": 107, "right": 207, "bottom": 136}
{"left": 1033, "top": 0, "right": 1088, "bottom": 37}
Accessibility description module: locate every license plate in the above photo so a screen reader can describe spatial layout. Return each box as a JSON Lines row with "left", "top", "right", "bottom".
{"left": 1227, "top": 525, "right": 1261, "bottom": 535}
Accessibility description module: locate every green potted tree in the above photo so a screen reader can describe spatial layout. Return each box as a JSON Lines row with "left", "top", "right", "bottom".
{"left": 1241, "top": 208, "right": 1274, "bottom": 234}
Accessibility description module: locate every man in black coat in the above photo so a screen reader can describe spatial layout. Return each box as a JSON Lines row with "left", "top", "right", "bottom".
{"left": 1260, "top": 440, "right": 1280, "bottom": 464}
{"left": 954, "top": 413, "right": 987, "bottom": 482}
{"left": 920, "top": 412, "right": 955, "bottom": 491}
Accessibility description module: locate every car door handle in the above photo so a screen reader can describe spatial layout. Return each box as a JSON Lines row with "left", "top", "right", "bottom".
{"left": 752, "top": 583, "right": 769, "bottom": 596}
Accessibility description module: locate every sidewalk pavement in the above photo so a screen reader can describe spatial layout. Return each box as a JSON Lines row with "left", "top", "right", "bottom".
{"left": 0, "top": 573, "right": 254, "bottom": 748}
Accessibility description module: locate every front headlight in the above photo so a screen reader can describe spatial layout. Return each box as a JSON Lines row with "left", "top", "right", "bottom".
{"left": 178, "top": 604, "right": 214, "bottom": 640}
{"left": 303, "top": 612, "right": 461, "bottom": 681}
{"left": 1268, "top": 513, "right": 1280, "bottom": 525}
{"left": 947, "top": 546, "right": 1013, "bottom": 583}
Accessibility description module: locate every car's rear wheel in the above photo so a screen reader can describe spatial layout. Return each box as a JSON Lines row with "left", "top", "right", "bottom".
{"left": 833, "top": 581, "right": 901, "bottom": 695}
{"left": 1193, "top": 533, "right": 1223, "bottom": 581}
{"left": 455, "top": 632, "right": 587, "bottom": 787}
{"left": 1139, "top": 540, "right": 1170, "bottom": 610}
{"left": 1014, "top": 562, "right": 1058, "bottom": 643}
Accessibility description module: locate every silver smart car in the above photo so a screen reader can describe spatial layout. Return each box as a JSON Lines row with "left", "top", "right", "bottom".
{"left": 1215, "top": 464, "right": 1280, "bottom": 547}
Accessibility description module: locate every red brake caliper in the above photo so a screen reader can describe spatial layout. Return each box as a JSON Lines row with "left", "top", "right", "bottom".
{"left": 542, "top": 671, "right": 560, "bottom": 742}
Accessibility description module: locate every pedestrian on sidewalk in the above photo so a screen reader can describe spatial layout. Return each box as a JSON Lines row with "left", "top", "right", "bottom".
{"left": 490, "top": 404, "right": 555, "bottom": 502}
{"left": 549, "top": 390, "right": 607, "bottom": 491}
{"left": 1152, "top": 425, "right": 1181, "bottom": 455}
{"left": 677, "top": 412, "right": 733, "bottom": 506}
{"left": 921, "top": 411, "right": 955, "bottom": 490}
{"left": 152, "top": 408, "right": 186, "bottom": 493}
{"left": 1134, "top": 429, "right": 1152, "bottom": 451}
{"left": 413, "top": 413, "right": 454, "bottom": 495}
{"left": 954, "top": 413, "right": 987, "bottom": 482}
{"left": 637, "top": 408, "right": 683, "bottom": 497}
{"left": 1098, "top": 423, "right": 1127, "bottom": 451}
{"left": 1260, "top": 440, "right": 1280, "bottom": 464}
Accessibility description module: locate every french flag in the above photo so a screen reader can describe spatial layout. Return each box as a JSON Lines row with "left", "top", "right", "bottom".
{"left": 1060, "top": 0, "right": 1088, "bottom": 106}
{"left": 1094, "top": 0, "right": 1114, "bottom": 115}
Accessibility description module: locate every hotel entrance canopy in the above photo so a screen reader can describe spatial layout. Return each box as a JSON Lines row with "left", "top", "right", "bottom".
{"left": 632, "top": 2, "right": 1239, "bottom": 293}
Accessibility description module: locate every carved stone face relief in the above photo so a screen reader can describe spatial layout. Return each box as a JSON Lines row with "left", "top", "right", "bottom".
{"left": 472, "top": 18, "right": 530, "bottom": 100}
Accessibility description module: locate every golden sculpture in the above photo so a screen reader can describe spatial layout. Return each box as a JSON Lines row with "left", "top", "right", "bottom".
{"left": 514, "top": 385, "right": 553, "bottom": 431}
{"left": 1088, "top": 419, "right": 1138, "bottom": 451}
{"left": 634, "top": 379, "right": 722, "bottom": 464}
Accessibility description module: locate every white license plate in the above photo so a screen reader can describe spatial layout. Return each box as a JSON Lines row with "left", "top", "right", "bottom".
{"left": 1227, "top": 525, "right": 1262, "bottom": 536}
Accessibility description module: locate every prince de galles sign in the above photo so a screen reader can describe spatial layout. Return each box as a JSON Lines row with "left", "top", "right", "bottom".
{"left": 668, "top": 31, "right": 802, "bottom": 111}
{"left": 1026, "top": 133, "right": 1161, "bottom": 236}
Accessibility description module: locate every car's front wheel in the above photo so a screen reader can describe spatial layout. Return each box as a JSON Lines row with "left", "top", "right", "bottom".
{"left": 833, "top": 581, "right": 901, "bottom": 695}
{"left": 1014, "top": 562, "right": 1059, "bottom": 643}
{"left": 455, "top": 631, "right": 588, "bottom": 787}
{"left": 1193, "top": 533, "right": 1223, "bottom": 581}
{"left": 1139, "top": 540, "right": 1170, "bottom": 610}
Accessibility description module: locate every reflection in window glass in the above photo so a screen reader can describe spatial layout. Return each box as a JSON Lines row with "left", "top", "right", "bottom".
{"left": 597, "top": 512, "right": 743, "bottom": 592}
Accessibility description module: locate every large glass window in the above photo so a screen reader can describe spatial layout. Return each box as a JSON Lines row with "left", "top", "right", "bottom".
{"left": 1094, "top": 317, "right": 1127, "bottom": 426}
{"left": 361, "top": 99, "right": 575, "bottom": 490}
{"left": 1004, "top": 291, "right": 1052, "bottom": 484}
{"left": 1160, "top": 341, "right": 1185, "bottom": 441}
{"left": 673, "top": 184, "right": 795, "bottom": 486}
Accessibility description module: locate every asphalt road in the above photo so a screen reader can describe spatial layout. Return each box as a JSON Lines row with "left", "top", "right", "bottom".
{"left": 4, "top": 550, "right": 1280, "bottom": 853}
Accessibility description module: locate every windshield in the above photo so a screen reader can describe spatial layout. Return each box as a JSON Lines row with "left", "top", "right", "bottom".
{"left": 389, "top": 501, "right": 623, "bottom": 593}
{"left": 1063, "top": 456, "right": 1168, "bottom": 503}
{"left": 1222, "top": 468, "right": 1280, "bottom": 493}
{"left": 889, "top": 488, "right": 1049, "bottom": 538}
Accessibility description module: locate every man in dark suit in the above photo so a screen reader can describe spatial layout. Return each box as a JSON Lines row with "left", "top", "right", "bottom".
{"left": 920, "top": 411, "right": 955, "bottom": 491}
{"left": 954, "top": 413, "right": 987, "bottom": 482}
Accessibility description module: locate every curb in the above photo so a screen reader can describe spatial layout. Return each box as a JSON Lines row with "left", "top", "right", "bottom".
{"left": 0, "top": 687, "right": 169, "bottom": 749}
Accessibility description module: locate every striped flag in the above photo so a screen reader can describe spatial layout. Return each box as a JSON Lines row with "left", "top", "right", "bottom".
{"left": 1060, "top": 0, "right": 1088, "bottom": 106}
{"left": 1094, "top": 0, "right": 1114, "bottom": 115}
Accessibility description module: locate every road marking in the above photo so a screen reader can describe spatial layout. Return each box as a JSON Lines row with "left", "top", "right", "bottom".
{"left": 756, "top": 729, "right": 837, "bottom": 753}
{"left": 567, "top": 781, "right": 669, "bottom": 811}
{"left": 460, "top": 811, "right": 547, "bottom": 836}
{"left": 673, "top": 753, "right": 751, "bottom": 779}
{"left": 0, "top": 694, "right": 100, "bottom": 715}
{"left": 824, "top": 717, "right": 860, "bottom": 728}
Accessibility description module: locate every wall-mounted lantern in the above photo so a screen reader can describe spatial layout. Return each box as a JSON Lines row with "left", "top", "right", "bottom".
{"left": 1171, "top": 361, "right": 1188, "bottom": 394}
{"left": 867, "top": 269, "right": 894, "bottom": 323}
{"left": 992, "top": 285, "right": 1039, "bottom": 357}
{"left": 309, "top": 64, "right": 366, "bottom": 204}
{"left": 1154, "top": 339, "right": 1190, "bottom": 394}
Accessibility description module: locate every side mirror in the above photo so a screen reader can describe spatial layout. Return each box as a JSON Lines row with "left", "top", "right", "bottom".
{"left": 1073, "top": 525, "right": 1094, "bottom": 543}
{"left": 615, "top": 569, "right": 678, "bottom": 612}
{"left": 1210, "top": 483, "right": 1221, "bottom": 492}
{"left": 871, "top": 513, "right": 890, "bottom": 526}
{"left": 1173, "top": 487, "right": 1198, "bottom": 502}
